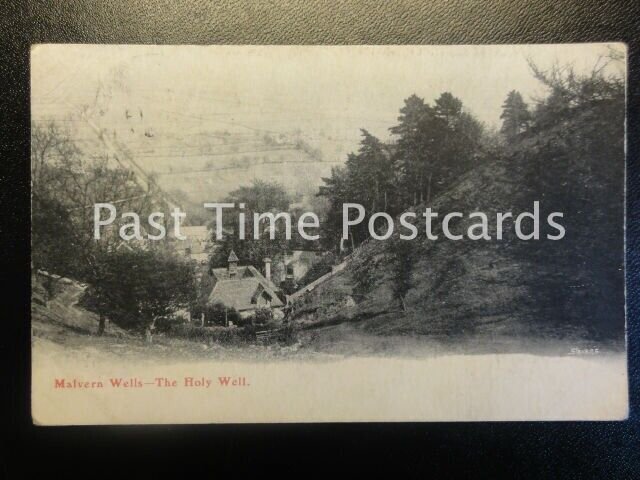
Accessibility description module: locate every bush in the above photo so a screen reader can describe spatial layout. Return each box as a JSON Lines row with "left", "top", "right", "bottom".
{"left": 192, "top": 302, "right": 241, "bottom": 327}
{"left": 154, "top": 315, "right": 189, "bottom": 333}
{"left": 298, "top": 252, "right": 338, "bottom": 287}
{"left": 82, "top": 248, "right": 197, "bottom": 332}
{"left": 170, "top": 323, "right": 255, "bottom": 345}
{"left": 233, "top": 315, "right": 254, "bottom": 328}
{"left": 250, "top": 307, "right": 273, "bottom": 326}
{"left": 278, "top": 321, "right": 299, "bottom": 345}
{"left": 168, "top": 318, "right": 297, "bottom": 346}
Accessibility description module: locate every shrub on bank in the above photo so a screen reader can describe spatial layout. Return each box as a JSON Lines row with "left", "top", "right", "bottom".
{"left": 191, "top": 302, "right": 241, "bottom": 327}
{"left": 170, "top": 323, "right": 255, "bottom": 345}
{"left": 154, "top": 315, "right": 189, "bottom": 333}
{"left": 249, "top": 307, "right": 273, "bottom": 326}
{"left": 168, "top": 319, "right": 298, "bottom": 347}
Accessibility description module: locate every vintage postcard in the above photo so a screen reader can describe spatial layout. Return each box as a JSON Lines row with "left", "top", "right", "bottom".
{"left": 31, "top": 44, "right": 628, "bottom": 424}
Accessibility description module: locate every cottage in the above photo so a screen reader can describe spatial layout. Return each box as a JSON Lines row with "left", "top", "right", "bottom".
{"left": 207, "top": 251, "right": 284, "bottom": 318}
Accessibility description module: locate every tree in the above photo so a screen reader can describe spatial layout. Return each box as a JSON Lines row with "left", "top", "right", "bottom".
{"left": 209, "top": 180, "right": 292, "bottom": 274}
{"left": 31, "top": 195, "right": 79, "bottom": 283}
{"left": 31, "top": 123, "right": 158, "bottom": 258}
{"left": 390, "top": 93, "right": 483, "bottom": 206}
{"left": 225, "top": 179, "right": 291, "bottom": 213}
{"left": 506, "top": 59, "right": 625, "bottom": 335}
{"left": 345, "top": 130, "right": 395, "bottom": 213}
{"left": 388, "top": 237, "right": 413, "bottom": 312}
{"left": 432, "top": 92, "right": 484, "bottom": 196}
{"left": 318, "top": 165, "right": 351, "bottom": 250}
{"left": 83, "top": 248, "right": 196, "bottom": 336}
{"left": 389, "top": 94, "right": 436, "bottom": 205}
{"left": 500, "top": 90, "right": 531, "bottom": 141}
{"left": 434, "top": 92, "right": 463, "bottom": 125}
{"left": 318, "top": 93, "right": 484, "bottom": 250}
{"left": 31, "top": 121, "right": 173, "bottom": 334}
{"left": 320, "top": 130, "right": 397, "bottom": 246}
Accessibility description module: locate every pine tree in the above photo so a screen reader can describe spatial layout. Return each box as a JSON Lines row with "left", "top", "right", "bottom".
{"left": 434, "top": 92, "right": 463, "bottom": 125}
{"left": 500, "top": 90, "right": 531, "bottom": 140}
{"left": 389, "top": 94, "right": 436, "bottom": 205}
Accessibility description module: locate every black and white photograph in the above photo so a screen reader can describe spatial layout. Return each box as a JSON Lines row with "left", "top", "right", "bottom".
{"left": 30, "top": 44, "right": 628, "bottom": 423}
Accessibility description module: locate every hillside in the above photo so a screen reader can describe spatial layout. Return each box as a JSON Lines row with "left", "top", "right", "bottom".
{"left": 288, "top": 72, "right": 626, "bottom": 352}
{"left": 290, "top": 160, "right": 533, "bottom": 334}
{"left": 158, "top": 154, "right": 337, "bottom": 205}
{"left": 290, "top": 153, "right": 624, "bottom": 352}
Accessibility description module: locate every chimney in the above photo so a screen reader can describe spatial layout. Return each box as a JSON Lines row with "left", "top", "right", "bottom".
{"left": 263, "top": 257, "right": 271, "bottom": 282}
{"left": 228, "top": 250, "right": 239, "bottom": 277}
{"left": 286, "top": 263, "right": 294, "bottom": 279}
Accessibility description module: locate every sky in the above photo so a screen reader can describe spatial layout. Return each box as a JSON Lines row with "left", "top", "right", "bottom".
{"left": 32, "top": 43, "right": 626, "bottom": 126}
{"left": 31, "top": 44, "right": 626, "bottom": 201}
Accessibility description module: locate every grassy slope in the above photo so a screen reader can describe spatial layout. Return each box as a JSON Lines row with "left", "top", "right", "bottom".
{"left": 290, "top": 158, "right": 623, "bottom": 352}
{"left": 32, "top": 276, "right": 128, "bottom": 339}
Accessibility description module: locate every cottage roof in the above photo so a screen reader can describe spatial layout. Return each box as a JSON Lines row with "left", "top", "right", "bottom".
{"left": 208, "top": 264, "right": 283, "bottom": 311}
{"left": 211, "top": 264, "right": 279, "bottom": 291}
{"left": 208, "top": 277, "right": 283, "bottom": 311}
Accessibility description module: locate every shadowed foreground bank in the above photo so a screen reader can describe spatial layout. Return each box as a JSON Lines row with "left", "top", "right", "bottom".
{"left": 32, "top": 276, "right": 623, "bottom": 363}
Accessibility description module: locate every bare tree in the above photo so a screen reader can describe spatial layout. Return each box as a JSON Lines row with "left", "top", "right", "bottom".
{"left": 31, "top": 120, "right": 169, "bottom": 334}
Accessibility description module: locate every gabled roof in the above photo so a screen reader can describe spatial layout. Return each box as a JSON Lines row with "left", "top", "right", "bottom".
{"left": 250, "top": 283, "right": 266, "bottom": 303}
{"left": 210, "top": 264, "right": 279, "bottom": 292}
{"left": 208, "top": 264, "right": 283, "bottom": 311}
{"left": 227, "top": 250, "right": 239, "bottom": 262}
{"left": 208, "top": 277, "right": 283, "bottom": 311}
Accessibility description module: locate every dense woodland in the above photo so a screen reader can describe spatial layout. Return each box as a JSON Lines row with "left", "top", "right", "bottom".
{"left": 318, "top": 92, "right": 487, "bottom": 248}
{"left": 338, "top": 58, "right": 625, "bottom": 339}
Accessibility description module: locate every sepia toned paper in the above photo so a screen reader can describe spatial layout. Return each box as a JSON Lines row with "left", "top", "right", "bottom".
{"left": 31, "top": 44, "right": 628, "bottom": 424}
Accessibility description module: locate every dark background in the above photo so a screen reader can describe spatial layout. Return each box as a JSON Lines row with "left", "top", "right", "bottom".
{"left": 2, "top": 1, "right": 638, "bottom": 477}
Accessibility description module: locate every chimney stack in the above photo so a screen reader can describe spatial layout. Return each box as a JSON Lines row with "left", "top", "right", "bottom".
{"left": 263, "top": 257, "right": 271, "bottom": 282}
